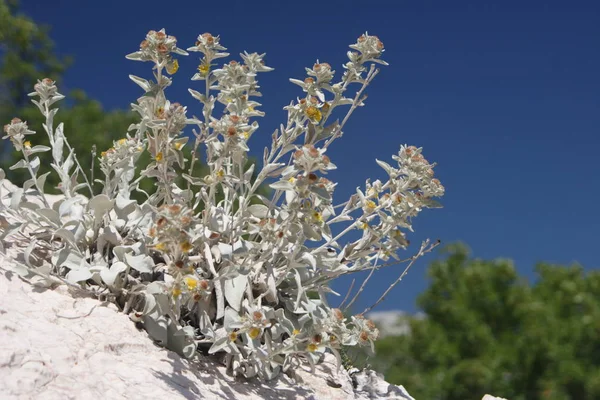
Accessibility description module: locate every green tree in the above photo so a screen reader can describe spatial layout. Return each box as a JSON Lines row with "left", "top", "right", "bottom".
{"left": 0, "top": 0, "right": 138, "bottom": 193}
{"left": 0, "top": 0, "right": 68, "bottom": 111}
{"left": 371, "top": 244, "right": 600, "bottom": 400}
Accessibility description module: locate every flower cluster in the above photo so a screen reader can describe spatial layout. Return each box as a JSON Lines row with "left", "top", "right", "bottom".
{"left": 129, "top": 29, "right": 187, "bottom": 67}
{"left": 2, "top": 118, "right": 34, "bottom": 151}
{"left": 0, "top": 29, "right": 444, "bottom": 381}
{"left": 100, "top": 137, "right": 143, "bottom": 167}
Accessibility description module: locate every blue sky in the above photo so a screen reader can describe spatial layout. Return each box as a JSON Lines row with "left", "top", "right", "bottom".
{"left": 20, "top": 0, "right": 600, "bottom": 313}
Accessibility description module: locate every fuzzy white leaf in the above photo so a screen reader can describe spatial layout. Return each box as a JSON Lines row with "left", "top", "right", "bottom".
{"left": 29, "top": 156, "right": 40, "bottom": 175}
{"left": 53, "top": 228, "right": 77, "bottom": 248}
{"left": 53, "top": 126, "right": 64, "bottom": 163}
{"left": 66, "top": 267, "right": 92, "bottom": 284}
{"left": 270, "top": 180, "right": 294, "bottom": 191}
{"left": 87, "top": 194, "right": 114, "bottom": 219}
{"left": 224, "top": 274, "right": 248, "bottom": 312}
{"left": 375, "top": 159, "right": 395, "bottom": 176}
{"left": 125, "top": 51, "right": 144, "bottom": 61}
{"left": 9, "top": 160, "right": 27, "bottom": 170}
{"left": 129, "top": 75, "right": 151, "bottom": 91}
{"left": 247, "top": 204, "right": 269, "bottom": 218}
{"left": 124, "top": 253, "right": 154, "bottom": 273}
{"left": 204, "top": 242, "right": 224, "bottom": 319}
{"left": 27, "top": 145, "right": 51, "bottom": 155}
{"left": 24, "top": 239, "right": 37, "bottom": 268}
{"left": 188, "top": 89, "right": 205, "bottom": 102}
{"left": 36, "top": 172, "right": 51, "bottom": 191}
{"left": 35, "top": 208, "right": 61, "bottom": 226}
{"left": 100, "top": 261, "right": 127, "bottom": 288}
{"left": 6, "top": 187, "right": 21, "bottom": 209}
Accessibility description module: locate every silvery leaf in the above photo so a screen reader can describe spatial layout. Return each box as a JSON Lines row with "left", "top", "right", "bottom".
{"left": 36, "top": 172, "right": 51, "bottom": 191}
{"left": 247, "top": 204, "right": 269, "bottom": 218}
{"left": 87, "top": 194, "right": 114, "bottom": 221}
{"left": 168, "top": 324, "right": 197, "bottom": 359}
{"left": 188, "top": 89, "right": 205, "bottom": 102}
{"left": 35, "top": 208, "right": 60, "bottom": 226}
{"left": 23, "top": 239, "right": 37, "bottom": 268}
{"left": 9, "top": 160, "right": 27, "bottom": 170}
{"left": 52, "top": 228, "right": 77, "bottom": 248}
{"left": 124, "top": 253, "right": 154, "bottom": 273}
{"left": 112, "top": 242, "right": 144, "bottom": 261}
{"left": 28, "top": 145, "right": 51, "bottom": 154}
{"left": 125, "top": 51, "right": 144, "bottom": 61}
{"left": 66, "top": 267, "right": 92, "bottom": 284}
{"left": 22, "top": 179, "right": 34, "bottom": 192}
{"left": 270, "top": 180, "right": 294, "bottom": 191}
{"left": 53, "top": 126, "right": 64, "bottom": 163}
{"left": 129, "top": 75, "right": 151, "bottom": 91}
{"left": 29, "top": 157, "right": 40, "bottom": 175}
{"left": 100, "top": 261, "right": 127, "bottom": 288}
{"left": 143, "top": 310, "right": 169, "bottom": 345}
{"left": 224, "top": 274, "right": 247, "bottom": 312}
{"left": 243, "top": 164, "right": 255, "bottom": 181}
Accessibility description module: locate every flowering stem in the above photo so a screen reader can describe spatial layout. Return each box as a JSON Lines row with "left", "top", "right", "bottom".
{"left": 63, "top": 140, "right": 94, "bottom": 197}
{"left": 324, "top": 65, "right": 378, "bottom": 150}
{"left": 21, "top": 150, "right": 50, "bottom": 208}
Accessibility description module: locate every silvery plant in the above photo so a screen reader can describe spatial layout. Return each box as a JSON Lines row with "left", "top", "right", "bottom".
{"left": 0, "top": 29, "right": 444, "bottom": 380}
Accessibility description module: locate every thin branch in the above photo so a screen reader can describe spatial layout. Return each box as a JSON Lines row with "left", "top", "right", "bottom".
{"left": 344, "top": 252, "right": 381, "bottom": 311}
{"left": 338, "top": 278, "right": 356, "bottom": 309}
{"left": 361, "top": 239, "right": 440, "bottom": 315}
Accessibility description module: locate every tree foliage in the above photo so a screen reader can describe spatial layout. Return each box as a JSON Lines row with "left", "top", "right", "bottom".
{"left": 0, "top": 0, "right": 139, "bottom": 193}
{"left": 372, "top": 243, "right": 600, "bottom": 400}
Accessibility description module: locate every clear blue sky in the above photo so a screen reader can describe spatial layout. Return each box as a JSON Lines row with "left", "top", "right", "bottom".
{"left": 20, "top": 0, "right": 600, "bottom": 313}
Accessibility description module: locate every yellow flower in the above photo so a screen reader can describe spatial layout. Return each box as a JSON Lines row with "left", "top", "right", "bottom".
{"left": 305, "top": 106, "right": 322, "bottom": 122}
{"left": 198, "top": 63, "right": 210, "bottom": 76}
{"left": 229, "top": 331, "right": 238, "bottom": 341}
{"left": 241, "top": 131, "right": 249, "bottom": 140}
{"left": 23, "top": 141, "right": 31, "bottom": 149}
{"left": 313, "top": 212, "right": 323, "bottom": 223}
{"left": 248, "top": 327, "right": 261, "bottom": 339}
{"left": 216, "top": 169, "right": 225, "bottom": 180}
{"left": 307, "top": 343, "right": 318, "bottom": 352}
{"left": 180, "top": 241, "right": 192, "bottom": 253}
{"left": 247, "top": 106, "right": 254, "bottom": 112}
{"left": 155, "top": 152, "right": 163, "bottom": 162}
{"left": 117, "top": 138, "right": 127, "bottom": 146}
{"left": 184, "top": 277, "right": 197, "bottom": 291}
{"left": 166, "top": 59, "right": 179, "bottom": 74}
{"left": 292, "top": 329, "right": 300, "bottom": 336}
{"left": 155, "top": 242, "right": 168, "bottom": 252}
{"left": 359, "top": 222, "right": 369, "bottom": 230}
{"left": 172, "top": 287, "right": 182, "bottom": 298}
{"left": 365, "top": 200, "right": 377, "bottom": 211}
{"left": 173, "top": 142, "right": 184, "bottom": 150}
{"left": 288, "top": 177, "right": 296, "bottom": 183}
